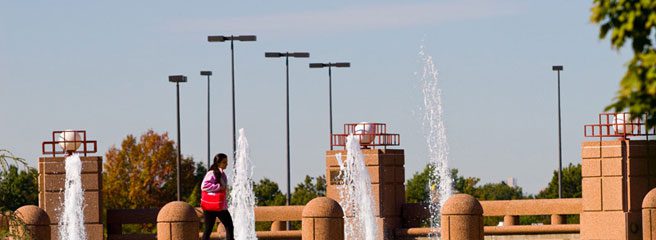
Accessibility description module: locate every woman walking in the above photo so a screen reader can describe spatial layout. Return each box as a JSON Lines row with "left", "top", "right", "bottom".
{"left": 201, "top": 153, "right": 234, "bottom": 240}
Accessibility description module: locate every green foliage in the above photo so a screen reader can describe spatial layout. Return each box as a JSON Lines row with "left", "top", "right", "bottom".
{"left": 291, "top": 175, "right": 326, "bottom": 205}
{"left": 0, "top": 150, "right": 32, "bottom": 239}
{"left": 536, "top": 163, "right": 582, "bottom": 199}
{"left": 405, "top": 165, "right": 432, "bottom": 203}
{"left": 0, "top": 166, "right": 38, "bottom": 211}
{"left": 0, "top": 150, "right": 27, "bottom": 173}
{"left": 187, "top": 185, "right": 200, "bottom": 207}
{"left": 591, "top": 0, "right": 656, "bottom": 127}
{"left": 405, "top": 165, "right": 519, "bottom": 203}
{"left": 452, "top": 169, "right": 480, "bottom": 196}
{"left": 253, "top": 178, "right": 286, "bottom": 206}
{"left": 473, "top": 182, "right": 523, "bottom": 201}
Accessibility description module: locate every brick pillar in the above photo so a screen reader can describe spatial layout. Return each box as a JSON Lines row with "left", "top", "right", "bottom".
{"left": 38, "top": 156, "right": 103, "bottom": 239}
{"left": 580, "top": 140, "right": 656, "bottom": 240}
{"left": 326, "top": 149, "right": 405, "bottom": 240}
{"left": 440, "top": 194, "right": 484, "bottom": 240}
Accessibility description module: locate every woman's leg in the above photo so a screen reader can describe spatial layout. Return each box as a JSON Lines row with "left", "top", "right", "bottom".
{"left": 202, "top": 210, "right": 218, "bottom": 240}
{"left": 217, "top": 210, "right": 234, "bottom": 240}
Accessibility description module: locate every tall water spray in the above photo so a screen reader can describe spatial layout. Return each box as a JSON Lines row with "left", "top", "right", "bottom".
{"left": 58, "top": 154, "right": 87, "bottom": 240}
{"left": 336, "top": 134, "right": 377, "bottom": 240}
{"left": 229, "top": 128, "right": 257, "bottom": 240}
{"left": 419, "top": 45, "right": 453, "bottom": 237}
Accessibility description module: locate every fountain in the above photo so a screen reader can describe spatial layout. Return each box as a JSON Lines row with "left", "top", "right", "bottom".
{"left": 58, "top": 154, "right": 86, "bottom": 240}
{"left": 229, "top": 128, "right": 257, "bottom": 240}
{"left": 419, "top": 45, "right": 453, "bottom": 238}
{"left": 336, "top": 134, "right": 377, "bottom": 240}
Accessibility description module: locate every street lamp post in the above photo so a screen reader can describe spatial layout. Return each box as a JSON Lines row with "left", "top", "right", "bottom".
{"left": 169, "top": 75, "right": 187, "bottom": 201}
{"left": 552, "top": 65, "right": 564, "bottom": 199}
{"left": 309, "top": 62, "right": 350, "bottom": 150}
{"left": 201, "top": 71, "right": 212, "bottom": 169}
{"left": 265, "top": 52, "right": 310, "bottom": 226}
{"left": 208, "top": 35, "right": 257, "bottom": 162}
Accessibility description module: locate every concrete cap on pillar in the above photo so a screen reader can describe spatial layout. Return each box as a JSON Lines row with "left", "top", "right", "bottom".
{"left": 157, "top": 201, "right": 198, "bottom": 222}
{"left": 14, "top": 205, "right": 50, "bottom": 226}
{"left": 441, "top": 194, "right": 483, "bottom": 215}
{"left": 643, "top": 188, "right": 656, "bottom": 209}
{"left": 302, "top": 197, "right": 344, "bottom": 218}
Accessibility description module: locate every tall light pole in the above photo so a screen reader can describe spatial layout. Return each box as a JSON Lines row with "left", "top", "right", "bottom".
{"left": 552, "top": 65, "right": 563, "bottom": 198}
{"left": 169, "top": 75, "right": 187, "bottom": 201}
{"left": 265, "top": 52, "right": 310, "bottom": 223}
{"left": 208, "top": 35, "right": 257, "bottom": 162}
{"left": 309, "top": 62, "right": 350, "bottom": 150}
{"left": 201, "top": 71, "right": 212, "bottom": 169}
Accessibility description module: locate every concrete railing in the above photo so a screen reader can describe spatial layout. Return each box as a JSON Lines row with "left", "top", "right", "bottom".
{"left": 482, "top": 198, "right": 581, "bottom": 235}
{"left": 398, "top": 198, "right": 582, "bottom": 238}
{"left": 106, "top": 205, "right": 307, "bottom": 240}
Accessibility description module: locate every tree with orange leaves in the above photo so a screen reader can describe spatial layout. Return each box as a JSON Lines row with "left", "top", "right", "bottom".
{"left": 103, "top": 130, "right": 197, "bottom": 210}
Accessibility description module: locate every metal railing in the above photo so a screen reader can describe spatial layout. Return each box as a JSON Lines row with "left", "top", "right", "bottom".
{"left": 41, "top": 130, "right": 97, "bottom": 157}
{"left": 584, "top": 112, "right": 655, "bottom": 140}
{"left": 331, "top": 123, "right": 400, "bottom": 149}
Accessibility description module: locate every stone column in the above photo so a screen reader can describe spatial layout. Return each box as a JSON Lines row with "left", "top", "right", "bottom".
{"left": 157, "top": 201, "right": 199, "bottom": 240}
{"left": 580, "top": 140, "right": 656, "bottom": 240}
{"left": 38, "top": 156, "right": 103, "bottom": 239}
{"left": 302, "top": 197, "right": 344, "bottom": 240}
{"left": 440, "top": 194, "right": 484, "bottom": 240}
{"left": 643, "top": 188, "right": 656, "bottom": 239}
{"left": 11, "top": 205, "right": 50, "bottom": 239}
{"left": 326, "top": 149, "right": 405, "bottom": 239}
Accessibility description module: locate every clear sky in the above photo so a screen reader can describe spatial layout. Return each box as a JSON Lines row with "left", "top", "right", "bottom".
{"left": 0, "top": 0, "right": 631, "bottom": 194}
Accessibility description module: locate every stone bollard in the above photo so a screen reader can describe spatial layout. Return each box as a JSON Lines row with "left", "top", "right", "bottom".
{"left": 441, "top": 194, "right": 484, "bottom": 240}
{"left": 643, "top": 188, "right": 656, "bottom": 239}
{"left": 11, "top": 205, "right": 50, "bottom": 240}
{"left": 302, "top": 197, "right": 344, "bottom": 240}
{"left": 271, "top": 221, "right": 287, "bottom": 231}
{"left": 157, "top": 201, "right": 199, "bottom": 240}
{"left": 551, "top": 214, "right": 565, "bottom": 225}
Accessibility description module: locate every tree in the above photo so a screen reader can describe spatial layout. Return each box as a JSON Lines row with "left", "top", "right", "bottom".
{"left": 0, "top": 150, "right": 27, "bottom": 173}
{"left": 591, "top": 0, "right": 656, "bottom": 127}
{"left": 0, "top": 166, "right": 38, "bottom": 211}
{"left": 473, "top": 182, "right": 523, "bottom": 201}
{"left": 405, "top": 165, "right": 432, "bottom": 203}
{"left": 253, "top": 178, "right": 285, "bottom": 206}
{"left": 291, "top": 175, "right": 326, "bottom": 205}
{"left": 103, "top": 130, "right": 197, "bottom": 210}
{"left": 405, "top": 165, "right": 480, "bottom": 203}
{"left": 188, "top": 162, "right": 208, "bottom": 207}
{"left": 536, "top": 163, "right": 582, "bottom": 199}
{"left": 0, "top": 150, "right": 33, "bottom": 239}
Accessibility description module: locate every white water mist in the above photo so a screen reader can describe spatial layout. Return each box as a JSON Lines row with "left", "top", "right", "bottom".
{"left": 58, "top": 154, "right": 87, "bottom": 240}
{"left": 229, "top": 128, "right": 257, "bottom": 240}
{"left": 336, "top": 134, "right": 377, "bottom": 240}
{"left": 419, "top": 45, "right": 453, "bottom": 238}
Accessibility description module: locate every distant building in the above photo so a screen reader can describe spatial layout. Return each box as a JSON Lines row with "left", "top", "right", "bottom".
{"left": 506, "top": 177, "right": 517, "bottom": 188}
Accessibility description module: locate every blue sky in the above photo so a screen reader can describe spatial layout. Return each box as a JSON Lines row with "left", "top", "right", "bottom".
{"left": 0, "top": 1, "right": 631, "bottom": 194}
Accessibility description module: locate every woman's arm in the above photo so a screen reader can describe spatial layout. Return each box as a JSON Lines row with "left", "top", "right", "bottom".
{"left": 201, "top": 171, "right": 222, "bottom": 192}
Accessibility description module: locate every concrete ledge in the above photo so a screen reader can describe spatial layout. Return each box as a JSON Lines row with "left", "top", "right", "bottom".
{"left": 204, "top": 230, "right": 302, "bottom": 239}
{"left": 484, "top": 224, "right": 580, "bottom": 234}
{"left": 485, "top": 233, "right": 580, "bottom": 240}
{"left": 481, "top": 199, "right": 582, "bottom": 216}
